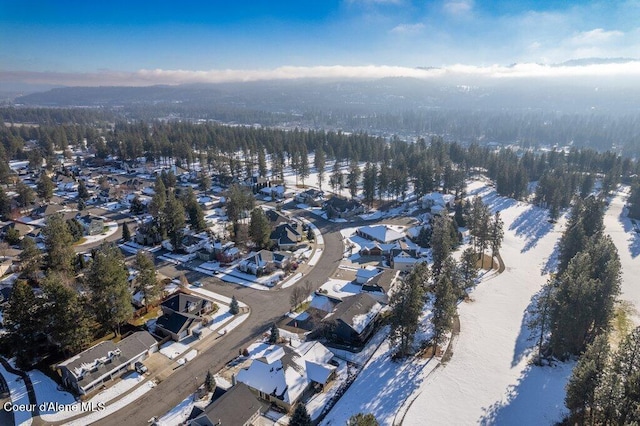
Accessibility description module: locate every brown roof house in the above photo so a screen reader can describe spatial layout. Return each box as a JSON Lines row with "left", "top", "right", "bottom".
{"left": 189, "top": 383, "right": 266, "bottom": 426}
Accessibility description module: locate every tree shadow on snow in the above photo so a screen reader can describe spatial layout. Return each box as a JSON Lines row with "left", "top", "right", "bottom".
{"left": 618, "top": 207, "right": 640, "bottom": 258}
{"left": 508, "top": 206, "right": 553, "bottom": 253}
{"left": 510, "top": 286, "right": 550, "bottom": 368}
{"left": 480, "top": 191, "right": 518, "bottom": 215}
{"left": 478, "top": 363, "right": 573, "bottom": 426}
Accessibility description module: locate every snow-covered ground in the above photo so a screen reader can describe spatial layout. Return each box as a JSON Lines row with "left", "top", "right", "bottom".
{"left": 604, "top": 187, "right": 640, "bottom": 323}
{"left": 0, "top": 362, "right": 32, "bottom": 426}
{"left": 323, "top": 181, "right": 573, "bottom": 425}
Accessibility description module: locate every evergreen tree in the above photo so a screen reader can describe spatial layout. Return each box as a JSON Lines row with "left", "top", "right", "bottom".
{"left": 249, "top": 208, "right": 271, "bottom": 249}
{"left": 465, "top": 196, "right": 490, "bottom": 265}
{"left": 19, "top": 237, "right": 41, "bottom": 282}
{"left": 299, "top": 146, "right": 310, "bottom": 187}
{"left": 258, "top": 149, "right": 268, "bottom": 178}
{"left": 432, "top": 257, "right": 458, "bottom": 347}
{"left": 347, "top": 413, "right": 379, "bottom": 426}
{"left": 628, "top": 183, "right": 640, "bottom": 220}
{"left": 77, "top": 179, "right": 90, "bottom": 200}
{"left": 269, "top": 323, "right": 279, "bottom": 344}
{"left": 488, "top": 211, "right": 504, "bottom": 269}
{"left": 4, "top": 280, "right": 43, "bottom": 368}
{"left": 15, "top": 181, "right": 34, "bottom": 207}
{"left": 130, "top": 195, "right": 145, "bottom": 215}
{"left": 77, "top": 197, "right": 86, "bottom": 211}
{"left": 314, "top": 147, "right": 326, "bottom": 190}
{"left": 289, "top": 403, "right": 312, "bottom": 426}
{"left": 37, "top": 173, "right": 55, "bottom": 201}
{"left": 527, "top": 279, "right": 555, "bottom": 364}
{"left": 42, "top": 214, "right": 75, "bottom": 274}
{"left": 148, "top": 175, "right": 167, "bottom": 218}
{"left": 330, "top": 160, "right": 342, "bottom": 194}
{"left": 122, "top": 221, "right": 131, "bottom": 242}
{"left": 135, "top": 250, "right": 161, "bottom": 311}
{"left": 459, "top": 247, "right": 479, "bottom": 291}
{"left": 182, "top": 188, "right": 207, "bottom": 232}
{"left": 87, "top": 243, "right": 133, "bottom": 335}
{"left": 348, "top": 160, "right": 360, "bottom": 198}
{"left": 362, "top": 162, "right": 377, "bottom": 207}
{"left": 430, "top": 215, "right": 453, "bottom": 278}
{"left": 389, "top": 262, "right": 427, "bottom": 357}
{"left": 41, "top": 273, "right": 93, "bottom": 356}
{"left": 229, "top": 295, "right": 239, "bottom": 315}
{"left": 565, "top": 334, "right": 610, "bottom": 425}
{"left": 204, "top": 370, "right": 216, "bottom": 393}
{"left": 164, "top": 192, "right": 186, "bottom": 249}
{"left": 226, "top": 185, "right": 254, "bottom": 223}
{"left": 0, "top": 186, "right": 11, "bottom": 220}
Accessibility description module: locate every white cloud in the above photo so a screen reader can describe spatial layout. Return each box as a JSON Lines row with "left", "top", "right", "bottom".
{"left": 568, "top": 28, "right": 624, "bottom": 46}
{"left": 390, "top": 23, "right": 425, "bottom": 34}
{"left": 4, "top": 61, "right": 640, "bottom": 87}
{"left": 443, "top": 0, "right": 473, "bottom": 16}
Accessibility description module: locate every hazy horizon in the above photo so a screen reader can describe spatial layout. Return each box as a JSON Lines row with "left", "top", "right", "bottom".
{"left": 2, "top": 0, "right": 640, "bottom": 88}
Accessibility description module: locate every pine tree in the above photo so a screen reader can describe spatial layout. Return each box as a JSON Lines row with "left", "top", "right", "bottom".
{"left": 488, "top": 211, "right": 504, "bottom": 269}
{"left": 204, "top": 370, "right": 216, "bottom": 393}
{"left": 348, "top": 160, "right": 360, "bottom": 199}
{"left": 565, "top": 334, "right": 610, "bottom": 424}
{"left": 289, "top": 403, "right": 312, "bottom": 426}
{"left": 347, "top": 413, "right": 379, "bottom": 426}
{"left": 37, "top": 173, "right": 55, "bottom": 201}
{"left": 432, "top": 257, "right": 458, "bottom": 347}
{"left": 0, "top": 186, "right": 11, "bottom": 220}
{"left": 527, "top": 279, "right": 555, "bottom": 364}
{"left": 77, "top": 179, "right": 90, "bottom": 200}
{"left": 229, "top": 295, "right": 240, "bottom": 315}
{"left": 164, "top": 192, "right": 186, "bottom": 249}
{"left": 41, "top": 273, "right": 93, "bottom": 356}
{"left": 42, "top": 214, "right": 75, "bottom": 274}
{"left": 87, "top": 243, "right": 133, "bottom": 335}
{"left": 269, "top": 323, "right": 279, "bottom": 344}
{"left": 249, "top": 208, "right": 271, "bottom": 249}
{"left": 135, "top": 250, "right": 161, "bottom": 311}
{"left": 314, "top": 147, "right": 326, "bottom": 190}
{"left": 459, "top": 247, "right": 479, "bottom": 291}
{"left": 122, "top": 221, "right": 131, "bottom": 242}
{"left": 430, "top": 215, "right": 453, "bottom": 278}
{"left": 19, "top": 237, "right": 42, "bottom": 282}
{"left": 4, "top": 280, "right": 44, "bottom": 368}
{"left": 389, "top": 262, "right": 427, "bottom": 357}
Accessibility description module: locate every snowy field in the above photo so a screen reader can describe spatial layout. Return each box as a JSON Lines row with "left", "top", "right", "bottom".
{"left": 604, "top": 187, "right": 640, "bottom": 323}
{"left": 323, "top": 181, "right": 574, "bottom": 425}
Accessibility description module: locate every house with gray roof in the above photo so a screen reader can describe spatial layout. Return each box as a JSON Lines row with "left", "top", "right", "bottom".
{"left": 57, "top": 331, "right": 157, "bottom": 396}
{"left": 322, "top": 293, "right": 382, "bottom": 346}
{"left": 155, "top": 293, "right": 214, "bottom": 341}
{"left": 189, "top": 383, "right": 266, "bottom": 426}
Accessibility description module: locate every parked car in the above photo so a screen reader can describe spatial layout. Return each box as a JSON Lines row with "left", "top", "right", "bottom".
{"left": 193, "top": 281, "right": 203, "bottom": 287}
{"left": 134, "top": 361, "right": 148, "bottom": 374}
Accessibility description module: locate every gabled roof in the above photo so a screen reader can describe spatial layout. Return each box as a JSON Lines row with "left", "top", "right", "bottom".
{"left": 270, "top": 223, "right": 300, "bottom": 246}
{"left": 329, "top": 293, "right": 382, "bottom": 334}
{"left": 236, "top": 342, "right": 335, "bottom": 405}
{"left": 160, "top": 293, "right": 209, "bottom": 314}
{"left": 156, "top": 311, "right": 197, "bottom": 334}
{"left": 191, "top": 383, "right": 266, "bottom": 426}
{"left": 324, "top": 196, "right": 362, "bottom": 212}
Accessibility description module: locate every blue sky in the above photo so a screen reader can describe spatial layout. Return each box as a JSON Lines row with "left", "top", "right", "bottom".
{"left": 1, "top": 0, "right": 639, "bottom": 85}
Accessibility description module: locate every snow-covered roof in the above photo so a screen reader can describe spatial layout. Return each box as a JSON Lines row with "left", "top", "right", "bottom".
{"left": 237, "top": 342, "right": 336, "bottom": 405}
{"left": 421, "top": 192, "right": 455, "bottom": 206}
{"left": 357, "top": 225, "right": 405, "bottom": 244}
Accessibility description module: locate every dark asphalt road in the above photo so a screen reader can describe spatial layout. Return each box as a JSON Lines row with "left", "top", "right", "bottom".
{"left": 90, "top": 210, "right": 344, "bottom": 426}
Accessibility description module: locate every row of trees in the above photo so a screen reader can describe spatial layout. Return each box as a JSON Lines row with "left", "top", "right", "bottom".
{"left": 528, "top": 196, "right": 621, "bottom": 361}
{"left": 2, "top": 211, "right": 162, "bottom": 367}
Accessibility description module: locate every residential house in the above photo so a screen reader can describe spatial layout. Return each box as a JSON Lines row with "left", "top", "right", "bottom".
{"left": 238, "top": 250, "right": 290, "bottom": 276}
{"left": 269, "top": 223, "right": 301, "bottom": 250}
{"left": 189, "top": 383, "right": 266, "bottom": 426}
{"left": 356, "top": 225, "right": 405, "bottom": 244}
{"left": 355, "top": 266, "right": 383, "bottom": 284}
{"left": 421, "top": 192, "right": 455, "bottom": 214}
{"left": 57, "top": 331, "right": 157, "bottom": 396}
{"left": 236, "top": 342, "right": 336, "bottom": 412}
{"left": 324, "top": 197, "right": 365, "bottom": 219}
{"left": 77, "top": 214, "right": 105, "bottom": 236}
{"left": 361, "top": 269, "right": 398, "bottom": 303}
{"left": 295, "top": 188, "right": 325, "bottom": 207}
{"left": 30, "top": 203, "right": 64, "bottom": 219}
{"left": 212, "top": 241, "right": 241, "bottom": 264}
{"left": 155, "top": 293, "right": 215, "bottom": 341}
{"left": 322, "top": 293, "right": 382, "bottom": 346}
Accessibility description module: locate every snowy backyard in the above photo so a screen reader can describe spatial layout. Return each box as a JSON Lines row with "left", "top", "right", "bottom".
{"left": 323, "top": 180, "right": 577, "bottom": 425}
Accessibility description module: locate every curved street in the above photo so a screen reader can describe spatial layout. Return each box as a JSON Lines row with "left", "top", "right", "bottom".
{"left": 91, "top": 209, "right": 345, "bottom": 426}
